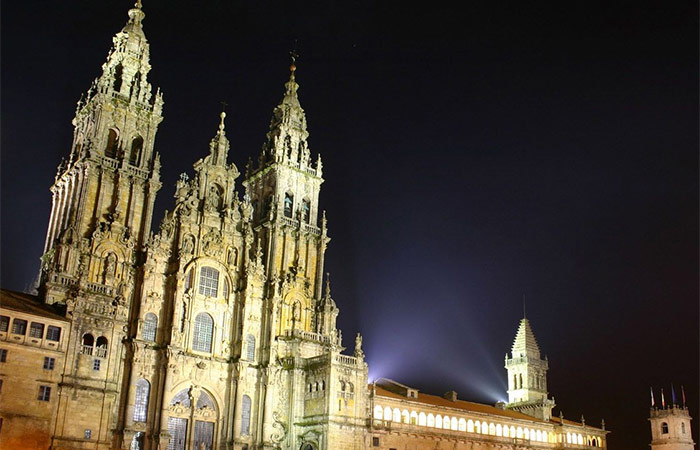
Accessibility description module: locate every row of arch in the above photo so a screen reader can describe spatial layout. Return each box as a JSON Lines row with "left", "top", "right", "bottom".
{"left": 81, "top": 334, "right": 109, "bottom": 358}
{"left": 661, "top": 421, "right": 687, "bottom": 434}
{"left": 373, "top": 405, "right": 602, "bottom": 446}
{"left": 104, "top": 128, "right": 143, "bottom": 166}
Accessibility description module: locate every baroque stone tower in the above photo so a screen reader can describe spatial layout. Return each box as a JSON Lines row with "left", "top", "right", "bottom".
{"left": 38, "top": 2, "right": 164, "bottom": 449}
{"left": 504, "top": 317, "right": 556, "bottom": 420}
{"left": 649, "top": 389, "right": 695, "bottom": 450}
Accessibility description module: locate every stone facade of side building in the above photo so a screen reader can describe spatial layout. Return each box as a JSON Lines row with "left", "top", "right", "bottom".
{"left": 0, "top": 3, "right": 607, "bottom": 450}
{"left": 649, "top": 398, "right": 695, "bottom": 450}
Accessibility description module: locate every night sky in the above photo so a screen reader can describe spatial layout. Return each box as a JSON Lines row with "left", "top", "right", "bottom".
{"left": 1, "top": 1, "right": 697, "bottom": 448}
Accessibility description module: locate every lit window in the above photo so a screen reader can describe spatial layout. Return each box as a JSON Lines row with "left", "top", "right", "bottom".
{"left": 46, "top": 326, "right": 61, "bottom": 341}
{"left": 198, "top": 267, "right": 219, "bottom": 297}
{"left": 193, "top": 313, "right": 214, "bottom": 353}
{"left": 133, "top": 379, "right": 150, "bottom": 423}
{"left": 142, "top": 313, "right": 157, "bottom": 342}
{"left": 93, "top": 359, "right": 101, "bottom": 371}
{"left": 38, "top": 385, "right": 51, "bottom": 401}
{"left": 284, "top": 194, "right": 294, "bottom": 218}
{"left": 43, "top": 357, "right": 55, "bottom": 370}
{"left": 0, "top": 316, "right": 9, "bottom": 332}
{"left": 84, "top": 429, "right": 92, "bottom": 439}
{"left": 241, "top": 395, "right": 251, "bottom": 435}
{"left": 30, "top": 322, "right": 44, "bottom": 338}
{"left": 11, "top": 319, "right": 27, "bottom": 335}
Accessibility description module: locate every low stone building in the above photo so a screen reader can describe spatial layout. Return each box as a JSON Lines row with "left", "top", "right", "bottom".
{"left": 0, "top": 290, "right": 70, "bottom": 449}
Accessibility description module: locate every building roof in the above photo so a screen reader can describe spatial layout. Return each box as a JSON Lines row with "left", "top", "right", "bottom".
{"left": 372, "top": 381, "right": 602, "bottom": 431}
{"left": 0, "top": 289, "right": 68, "bottom": 322}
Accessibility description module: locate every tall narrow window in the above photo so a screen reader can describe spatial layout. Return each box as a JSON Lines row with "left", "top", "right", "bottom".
{"left": 241, "top": 395, "right": 251, "bottom": 435}
{"left": 142, "top": 313, "right": 157, "bottom": 342}
{"left": 223, "top": 278, "right": 229, "bottom": 298}
{"left": 133, "top": 379, "right": 150, "bottom": 422}
{"left": 519, "top": 373, "right": 523, "bottom": 388}
{"left": 284, "top": 193, "right": 293, "bottom": 218}
{"left": 113, "top": 64, "right": 123, "bottom": 92}
{"left": 105, "top": 129, "right": 119, "bottom": 158}
{"left": 682, "top": 422, "right": 686, "bottom": 433}
{"left": 129, "top": 136, "right": 143, "bottom": 166}
{"left": 302, "top": 199, "right": 310, "bottom": 223}
{"left": 43, "top": 356, "right": 55, "bottom": 370}
{"left": 198, "top": 267, "right": 219, "bottom": 297}
{"left": 193, "top": 313, "right": 214, "bottom": 353}
{"left": 662, "top": 422, "right": 669, "bottom": 434}
{"left": 246, "top": 334, "right": 255, "bottom": 361}
{"left": 29, "top": 322, "right": 44, "bottom": 338}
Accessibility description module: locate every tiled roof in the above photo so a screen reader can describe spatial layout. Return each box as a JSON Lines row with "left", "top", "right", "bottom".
{"left": 0, "top": 289, "right": 68, "bottom": 321}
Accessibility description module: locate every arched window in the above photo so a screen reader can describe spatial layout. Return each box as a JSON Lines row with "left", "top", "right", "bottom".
{"left": 284, "top": 193, "right": 293, "bottom": 218}
{"left": 410, "top": 411, "right": 418, "bottom": 425}
{"left": 142, "top": 313, "right": 157, "bottom": 342}
{"left": 661, "top": 422, "right": 669, "bottom": 434}
{"left": 503, "top": 424, "right": 510, "bottom": 437}
{"left": 519, "top": 373, "right": 523, "bottom": 388}
{"left": 321, "top": 380, "right": 325, "bottom": 390}
{"left": 681, "top": 422, "right": 686, "bottom": 433}
{"left": 302, "top": 199, "right": 310, "bottom": 223}
{"left": 475, "top": 420, "right": 481, "bottom": 433}
{"left": 373, "top": 405, "right": 383, "bottom": 419}
{"left": 246, "top": 334, "right": 255, "bottom": 360}
{"left": 340, "top": 381, "right": 346, "bottom": 392}
{"left": 427, "top": 414, "right": 435, "bottom": 427}
{"left": 105, "top": 129, "right": 119, "bottom": 158}
{"left": 198, "top": 266, "right": 219, "bottom": 297}
{"left": 241, "top": 395, "right": 251, "bottom": 435}
{"left": 451, "top": 417, "right": 458, "bottom": 430}
{"left": 193, "top": 313, "right": 214, "bottom": 353}
{"left": 513, "top": 374, "right": 518, "bottom": 389}
{"left": 129, "top": 136, "right": 143, "bottom": 166}
{"left": 81, "top": 333, "right": 94, "bottom": 354}
{"left": 348, "top": 382, "right": 354, "bottom": 393}
{"left": 95, "top": 336, "right": 108, "bottom": 358}
{"left": 467, "top": 419, "right": 474, "bottom": 433}
{"left": 133, "top": 379, "right": 150, "bottom": 422}
{"left": 496, "top": 424, "right": 503, "bottom": 436}
{"left": 392, "top": 408, "right": 401, "bottom": 423}
{"left": 419, "top": 412, "right": 426, "bottom": 426}
{"left": 401, "top": 410, "right": 409, "bottom": 424}
{"left": 459, "top": 418, "right": 467, "bottom": 431}
{"left": 436, "top": 415, "right": 443, "bottom": 429}
{"left": 223, "top": 278, "right": 230, "bottom": 298}
{"left": 384, "top": 406, "right": 391, "bottom": 421}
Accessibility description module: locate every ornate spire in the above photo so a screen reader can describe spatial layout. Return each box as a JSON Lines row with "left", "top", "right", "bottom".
{"left": 256, "top": 57, "right": 315, "bottom": 170}
{"left": 511, "top": 317, "right": 541, "bottom": 359}
{"left": 207, "top": 111, "right": 230, "bottom": 166}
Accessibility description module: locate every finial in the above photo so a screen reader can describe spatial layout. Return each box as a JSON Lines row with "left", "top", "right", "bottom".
{"left": 325, "top": 273, "right": 331, "bottom": 297}
{"left": 219, "top": 112, "right": 226, "bottom": 132}
{"left": 581, "top": 415, "right": 585, "bottom": 426}
{"left": 601, "top": 418, "right": 605, "bottom": 430}
{"left": 135, "top": 0, "right": 143, "bottom": 8}
{"left": 289, "top": 39, "right": 299, "bottom": 73}
{"left": 523, "top": 294, "right": 527, "bottom": 319}
{"left": 650, "top": 387, "right": 655, "bottom": 408}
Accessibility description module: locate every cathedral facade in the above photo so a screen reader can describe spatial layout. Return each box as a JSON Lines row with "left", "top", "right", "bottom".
{"left": 0, "top": 3, "right": 607, "bottom": 450}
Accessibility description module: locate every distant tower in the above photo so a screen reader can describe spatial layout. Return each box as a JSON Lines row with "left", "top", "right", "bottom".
{"left": 504, "top": 317, "right": 556, "bottom": 420}
{"left": 649, "top": 388, "right": 695, "bottom": 450}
